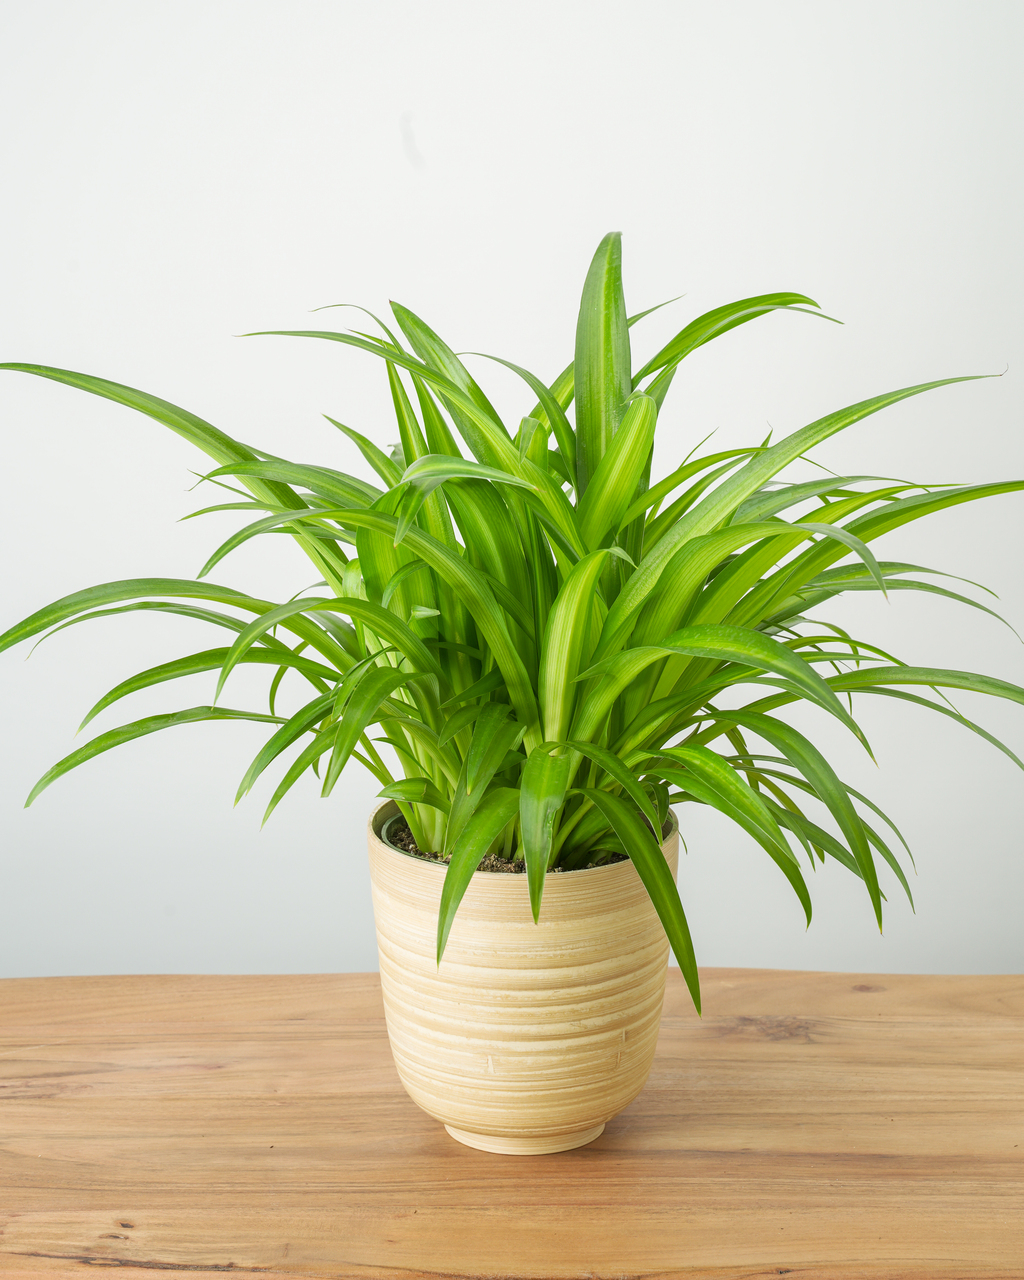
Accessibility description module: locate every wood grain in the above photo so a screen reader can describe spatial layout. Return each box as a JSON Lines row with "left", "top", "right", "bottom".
{"left": 369, "top": 800, "right": 680, "bottom": 1152}
{"left": 1, "top": 969, "right": 1021, "bottom": 1278}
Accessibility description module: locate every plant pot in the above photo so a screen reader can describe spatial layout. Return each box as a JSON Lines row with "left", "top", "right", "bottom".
{"left": 366, "top": 799, "right": 680, "bottom": 1155}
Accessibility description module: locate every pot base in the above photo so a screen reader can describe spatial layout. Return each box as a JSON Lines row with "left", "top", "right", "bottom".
{"left": 444, "top": 1123, "right": 606, "bottom": 1155}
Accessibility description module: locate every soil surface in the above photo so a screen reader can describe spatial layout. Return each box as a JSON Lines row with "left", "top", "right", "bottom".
{"left": 385, "top": 815, "right": 672, "bottom": 873}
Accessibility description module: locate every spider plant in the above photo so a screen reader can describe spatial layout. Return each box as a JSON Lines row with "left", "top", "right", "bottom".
{"left": 3, "top": 232, "right": 1022, "bottom": 1014}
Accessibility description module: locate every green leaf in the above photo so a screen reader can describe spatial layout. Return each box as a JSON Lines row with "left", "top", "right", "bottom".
{"left": 731, "top": 759, "right": 916, "bottom": 908}
{"left": 410, "top": 371, "right": 462, "bottom": 457}
{"left": 26, "top": 707, "right": 284, "bottom": 807}
{"left": 1, "top": 578, "right": 254, "bottom": 655}
{"left": 235, "top": 692, "right": 334, "bottom": 802}
{"left": 261, "top": 721, "right": 341, "bottom": 824}
{"left": 253, "top": 330, "right": 584, "bottom": 562}
{"left": 653, "top": 747, "right": 812, "bottom": 927}
{"left": 465, "top": 352, "right": 578, "bottom": 484}
{"left": 846, "top": 686, "right": 1024, "bottom": 773}
{"left": 437, "top": 786, "right": 522, "bottom": 962}
{"left": 618, "top": 447, "right": 759, "bottom": 529}
{"left": 581, "top": 623, "right": 869, "bottom": 750}
{"left": 610, "top": 506, "right": 887, "bottom": 664}
{"left": 633, "top": 292, "right": 826, "bottom": 386}
{"left": 574, "top": 787, "right": 700, "bottom": 1014}
{"left": 539, "top": 549, "right": 615, "bottom": 744}
{"left": 731, "top": 476, "right": 888, "bottom": 525}
{"left": 627, "top": 296, "right": 683, "bottom": 328}
{"left": 578, "top": 394, "right": 658, "bottom": 551}
{"left": 825, "top": 665, "right": 1024, "bottom": 707}
{"left": 357, "top": 487, "right": 425, "bottom": 611}
{"left": 24, "top": 600, "right": 287, "bottom": 659}
{"left": 445, "top": 705, "right": 525, "bottom": 852}
{"left": 321, "top": 666, "right": 431, "bottom": 797}
{"left": 640, "top": 293, "right": 829, "bottom": 396}
{"left": 196, "top": 508, "right": 347, "bottom": 580}
{"left": 213, "top": 593, "right": 443, "bottom": 705}
{"left": 79, "top": 646, "right": 335, "bottom": 730}
{"left": 400, "top": 453, "right": 536, "bottom": 494}
{"left": 248, "top": 326, "right": 517, "bottom": 473}
{"left": 205, "top": 459, "right": 380, "bottom": 508}
{"left": 437, "top": 704, "right": 484, "bottom": 747}
{"left": 180, "top": 499, "right": 274, "bottom": 521}
{"left": 318, "top": 508, "right": 542, "bottom": 746}
{"left": 736, "top": 485, "right": 1023, "bottom": 632}
{"left": 325, "top": 415, "right": 403, "bottom": 487}
{"left": 762, "top": 798, "right": 864, "bottom": 877}
{"left": 439, "top": 483, "right": 537, "bottom": 645}
{"left": 574, "top": 233, "right": 631, "bottom": 496}
{"left": 380, "top": 560, "right": 432, "bottom": 607}
{"left": 696, "top": 708, "right": 881, "bottom": 928}
{"left": 440, "top": 668, "right": 505, "bottom": 708}
{"left": 564, "top": 739, "right": 661, "bottom": 835}
{"left": 526, "top": 360, "right": 575, "bottom": 434}
{"left": 845, "top": 480, "right": 1024, "bottom": 551}
{"left": 547, "top": 448, "right": 573, "bottom": 487}
{"left": 643, "top": 459, "right": 759, "bottom": 553}
{"left": 592, "top": 375, "right": 992, "bottom": 664}
{"left": 0, "top": 363, "right": 307, "bottom": 513}
{"left": 661, "top": 763, "right": 814, "bottom": 923}
{"left": 373, "top": 719, "right": 461, "bottom": 789}
{"left": 659, "top": 743, "right": 797, "bottom": 862}
{"left": 803, "top": 571, "right": 1018, "bottom": 637}
{"left": 519, "top": 745, "right": 573, "bottom": 922}
{"left": 792, "top": 523, "right": 887, "bottom": 597}
{"left": 465, "top": 705, "right": 525, "bottom": 795}
{"left": 820, "top": 560, "right": 999, "bottom": 598}
{"left": 390, "top": 301, "right": 508, "bottom": 442}
{"left": 378, "top": 776, "right": 451, "bottom": 813}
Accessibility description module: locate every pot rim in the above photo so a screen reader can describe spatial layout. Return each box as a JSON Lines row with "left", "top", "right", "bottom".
{"left": 369, "top": 798, "right": 678, "bottom": 879}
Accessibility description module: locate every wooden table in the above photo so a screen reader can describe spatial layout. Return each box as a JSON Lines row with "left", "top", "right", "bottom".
{"left": 1, "top": 970, "right": 1021, "bottom": 1279}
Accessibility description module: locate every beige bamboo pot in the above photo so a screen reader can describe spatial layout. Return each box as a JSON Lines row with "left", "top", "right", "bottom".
{"left": 367, "top": 799, "right": 680, "bottom": 1155}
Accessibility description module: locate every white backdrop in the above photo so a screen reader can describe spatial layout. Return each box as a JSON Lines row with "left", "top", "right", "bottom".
{"left": 2, "top": 0, "right": 1021, "bottom": 979}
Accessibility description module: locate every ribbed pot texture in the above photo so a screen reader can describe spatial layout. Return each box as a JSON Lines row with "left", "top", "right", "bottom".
{"left": 367, "top": 800, "right": 680, "bottom": 1154}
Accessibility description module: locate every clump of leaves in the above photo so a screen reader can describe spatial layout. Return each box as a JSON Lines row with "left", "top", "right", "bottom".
{"left": 3, "top": 233, "right": 1022, "bottom": 1013}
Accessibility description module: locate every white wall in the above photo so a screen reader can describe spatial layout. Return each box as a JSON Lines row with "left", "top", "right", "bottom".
{"left": 1, "top": 0, "right": 1021, "bottom": 979}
